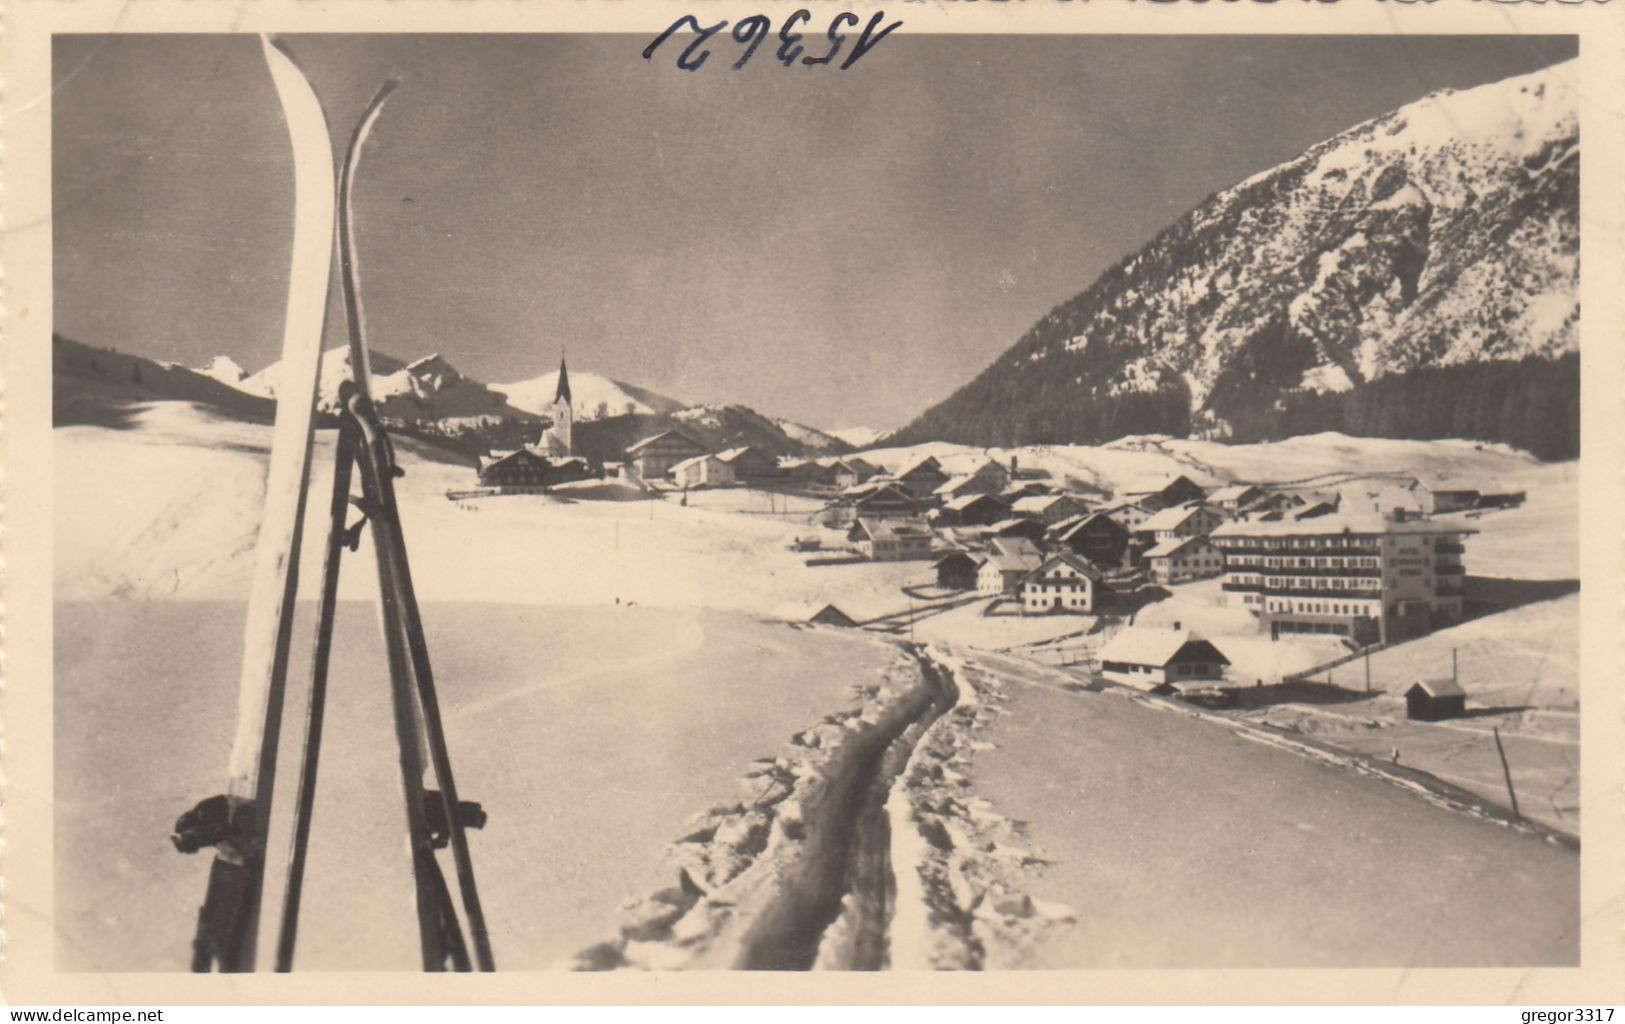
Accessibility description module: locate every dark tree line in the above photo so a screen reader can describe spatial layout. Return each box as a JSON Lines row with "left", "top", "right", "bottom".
{"left": 1223, "top": 353, "right": 1579, "bottom": 460}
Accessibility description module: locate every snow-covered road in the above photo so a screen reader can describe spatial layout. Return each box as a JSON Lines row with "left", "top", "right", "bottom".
{"left": 941, "top": 655, "right": 1577, "bottom": 968}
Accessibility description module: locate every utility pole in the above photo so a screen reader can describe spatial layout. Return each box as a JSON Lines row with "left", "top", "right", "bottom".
{"left": 1364, "top": 648, "right": 1371, "bottom": 692}
{"left": 1493, "top": 727, "right": 1521, "bottom": 820}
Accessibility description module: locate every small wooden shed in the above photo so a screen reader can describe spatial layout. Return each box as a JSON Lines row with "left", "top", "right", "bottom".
{"left": 808, "top": 604, "right": 859, "bottom": 628}
{"left": 1405, "top": 678, "right": 1467, "bottom": 721}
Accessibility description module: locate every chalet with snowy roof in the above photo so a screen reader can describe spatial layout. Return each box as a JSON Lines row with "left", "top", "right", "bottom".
{"left": 989, "top": 536, "right": 1042, "bottom": 560}
{"left": 1405, "top": 678, "right": 1467, "bottom": 721}
{"left": 978, "top": 551, "right": 1043, "bottom": 597}
{"left": 1001, "top": 481, "right": 1054, "bottom": 502}
{"left": 1144, "top": 535, "right": 1223, "bottom": 586}
{"left": 986, "top": 517, "right": 1048, "bottom": 543}
{"left": 848, "top": 517, "right": 934, "bottom": 562}
{"left": 1019, "top": 552, "right": 1103, "bottom": 614}
{"left": 1098, "top": 628, "right": 1229, "bottom": 690}
{"left": 1208, "top": 484, "right": 1265, "bottom": 517}
{"left": 966, "top": 458, "right": 1013, "bottom": 492}
{"left": 715, "top": 446, "right": 778, "bottom": 483}
{"left": 1051, "top": 512, "right": 1132, "bottom": 569}
{"left": 891, "top": 456, "right": 951, "bottom": 499}
{"left": 476, "top": 450, "right": 593, "bottom": 494}
{"left": 1102, "top": 499, "right": 1155, "bottom": 531}
{"left": 934, "top": 550, "right": 984, "bottom": 591}
{"left": 1419, "top": 485, "right": 1482, "bottom": 515}
{"left": 1011, "top": 494, "right": 1086, "bottom": 526}
{"left": 1134, "top": 502, "right": 1224, "bottom": 544}
{"left": 1130, "top": 475, "right": 1208, "bottom": 512}
{"left": 626, "top": 429, "right": 707, "bottom": 481}
{"left": 845, "top": 483, "right": 924, "bottom": 522}
{"left": 833, "top": 457, "right": 881, "bottom": 490}
{"left": 933, "top": 474, "right": 998, "bottom": 503}
{"left": 670, "top": 453, "right": 735, "bottom": 489}
{"left": 1238, "top": 491, "right": 1303, "bottom": 519}
{"left": 937, "top": 492, "right": 1009, "bottom": 528}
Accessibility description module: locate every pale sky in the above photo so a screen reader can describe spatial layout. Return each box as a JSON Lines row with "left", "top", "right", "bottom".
{"left": 53, "top": 34, "right": 1576, "bottom": 430}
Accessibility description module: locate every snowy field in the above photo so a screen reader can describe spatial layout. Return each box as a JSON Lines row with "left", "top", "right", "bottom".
{"left": 51, "top": 404, "right": 1585, "bottom": 968}
{"left": 54, "top": 600, "right": 905, "bottom": 971}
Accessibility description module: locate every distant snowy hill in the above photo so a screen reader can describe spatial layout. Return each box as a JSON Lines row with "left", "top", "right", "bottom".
{"left": 493, "top": 370, "right": 685, "bottom": 421}
{"left": 196, "top": 355, "right": 248, "bottom": 387}
{"left": 892, "top": 60, "right": 1579, "bottom": 459}
{"left": 828, "top": 427, "right": 886, "bottom": 450}
{"left": 55, "top": 334, "right": 275, "bottom": 427}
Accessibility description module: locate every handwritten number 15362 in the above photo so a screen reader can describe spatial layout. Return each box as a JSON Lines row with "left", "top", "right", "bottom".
{"left": 643, "top": 11, "right": 903, "bottom": 72}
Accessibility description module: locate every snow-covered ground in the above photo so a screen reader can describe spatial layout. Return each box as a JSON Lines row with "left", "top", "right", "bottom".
{"left": 54, "top": 600, "right": 907, "bottom": 971}
{"left": 52, "top": 405, "right": 1584, "bottom": 969}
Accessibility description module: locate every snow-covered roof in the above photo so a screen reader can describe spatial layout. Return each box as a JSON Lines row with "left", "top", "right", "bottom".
{"left": 714, "top": 446, "right": 760, "bottom": 463}
{"left": 853, "top": 517, "right": 933, "bottom": 541}
{"left": 1209, "top": 484, "right": 1261, "bottom": 503}
{"left": 897, "top": 456, "right": 943, "bottom": 477}
{"left": 1408, "top": 678, "right": 1466, "bottom": 699}
{"left": 935, "top": 474, "right": 974, "bottom": 496}
{"left": 626, "top": 428, "right": 705, "bottom": 455}
{"left": 984, "top": 552, "right": 1042, "bottom": 574}
{"left": 1099, "top": 628, "right": 1229, "bottom": 668}
{"left": 1212, "top": 511, "right": 1478, "bottom": 539}
{"left": 1137, "top": 504, "right": 1212, "bottom": 533}
{"left": 669, "top": 453, "right": 723, "bottom": 474}
{"left": 1026, "top": 551, "right": 1101, "bottom": 580}
{"left": 1144, "top": 535, "right": 1215, "bottom": 560}
{"left": 944, "top": 492, "right": 1003, "bottom": 511}
{"left": 989, "top": 536, "right": 1041, "bottom": 559}
{"left": 988, "top": 517, "right": 1041, "bottom": 533}
{"left": 1011, "top": 494, "right": 1075, "bottom": 514}
{"left": 1054, "top": 512, "right": 1126, "bottom": 540}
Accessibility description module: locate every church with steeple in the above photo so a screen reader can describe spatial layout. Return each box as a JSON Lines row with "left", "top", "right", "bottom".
{"left": 538, "top": 356, "right": 573, "bottom": 457}
{"left": 473, "top": 355, "right": 592, "bottom": 494}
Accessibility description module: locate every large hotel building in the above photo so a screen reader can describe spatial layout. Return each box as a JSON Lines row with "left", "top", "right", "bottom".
{"left": 1209, "top": 512, "right": 1473, "bottom": 646}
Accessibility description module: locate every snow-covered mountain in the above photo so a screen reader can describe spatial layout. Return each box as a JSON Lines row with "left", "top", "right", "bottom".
{"left": 196, "top": 355, "right": 248, "bottom": 387}
{"left": 492, "top": 369, "right": 685, "bottom": 421}
{"left": 239, "top": 347, "right": 539, "bottom": 425}
{"left": 892, "top": 60, "right": 1580, "bottom": 459}
{"left": 828, "top": 426, "right": 886, "bottom": 450}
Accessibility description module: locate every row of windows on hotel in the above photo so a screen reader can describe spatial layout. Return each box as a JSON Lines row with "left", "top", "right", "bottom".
{"left": 1229, "top": 575, "right": 1383, "bottom": 589}
{"left": 1224, "top": 556, "right": 1383, "bottom": 569}
{"left": 1239, "top": 595, "right": 1378, "bottom": 615}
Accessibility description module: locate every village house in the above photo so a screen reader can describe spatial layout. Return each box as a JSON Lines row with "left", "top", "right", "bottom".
{"left": 1144, "top": 535, "right": 1224, "bottom": 585}
{"left": 986, "top": 517, "right": 1048, "bottom": 544}
{"left": 1405, "top": 678, "right": 1467, "bottom": 721}
{"left": 1208, "top": 484, "right": 1266, "bottom": 518}
{"left": 476, "top": 450, "right": 594, "bottom": 494}
{"left": 1001, "top": 481, "right": 1054, "bottom": 503}
{"left": 626, "top": 429, "right": 708, "bottom": 482}
{"left": 1011, "top": 493, "right": 1086, "bottom": 526}
{"left": 978, "top": 551, "right": 1043, "bottom": 597}
{"left": 1018, "top": 552, "right": 1102, "bottom": 614}
{"left": 891, "top": 456, "right": 951, "bottom": 499}
{"left": 833, "top": 457, "right": 881, "bottom": 490}
{"left": 670, "top": 452, "right": 736, "bottom": 489}
{"left": 848, "top": 517, "right": 934, "bottom": 562}
{"left": 715, "top": 446, "right": 779, "bottom": 484}
{"left": 933, "top": 474, "right": 999, "bottom": 504}
{"left": 1419, "top": 485, "right": 1482, "bottom": 515}
{"left": 933, "top": 550, "right": 983, "bottom": 591}
{"left": 1210, "top": 511, "right": 1475, "bottom": 646}
{"left": 1050, "top": 512, "right": 1132, "bottom": 569}
{"left": 989, "top": 535, "right": 1042, "bottom": 560}
{"left": 965, "top": 458, "right": 1013, "bottom": 493}
{"left": 838, "top": 483, "right": 924, "bottom": 523}
{"left": 1129, "top": 475, "right": 1208, "bottom": 512}
{"left": 1237, "top": 491, "right": 1304, "bottom": 520}
{"left": 937, "top": 492, "right": 1009, "bottom": 528}
{"left": 1102, "top": 499, "right": 1156, "bottom": 531}
{"left": 1098, "top": 628, "right": 1230, "bottom": 690}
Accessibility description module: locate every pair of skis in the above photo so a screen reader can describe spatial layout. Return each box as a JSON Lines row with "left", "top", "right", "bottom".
{"left": 169, "top": 37, "right": 493, "bottom": 973}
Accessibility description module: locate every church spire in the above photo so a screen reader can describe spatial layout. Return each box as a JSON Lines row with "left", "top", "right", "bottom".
{"left": 555, "top": 355, "right": 572, "bottom": 406}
